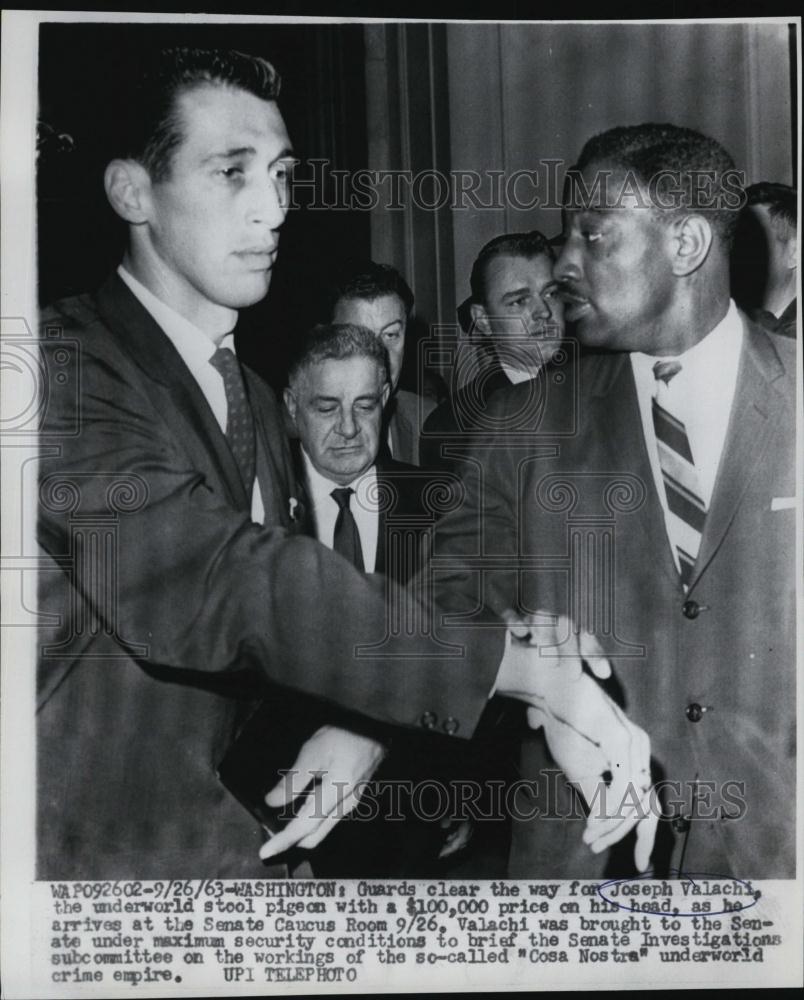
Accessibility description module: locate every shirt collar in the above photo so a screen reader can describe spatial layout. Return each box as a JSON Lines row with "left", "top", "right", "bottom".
{"left": 301, "top": 448, "right": 378, "bottom": 508}
{"left": 500, "top": 360, "right": 541, "bottom": 385}
{"left": 117, "top": 264, "right": 236, "bottom": 362}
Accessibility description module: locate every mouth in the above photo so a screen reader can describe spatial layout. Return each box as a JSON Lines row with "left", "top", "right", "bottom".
{"left": 557, "top": 286, "right": 591, "bottom": 322}
{"left": 234, "top": 248, "right": 277, "bottom": 270}
{"left": 527, "top": 320, "right": 564, "bottom": 338}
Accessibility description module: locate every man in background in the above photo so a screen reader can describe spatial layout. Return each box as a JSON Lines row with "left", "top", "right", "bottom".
{"left": 420, "top": 230, "right": 564, "bottom": 471}
{"left": 331, "top": 262, "right": 437, "bottom": 464}
{"left": 274, "top": 322, "right": 513, "bottom": 875}
{"left": 738, "top": 181, "right": 797, "bottom": 337}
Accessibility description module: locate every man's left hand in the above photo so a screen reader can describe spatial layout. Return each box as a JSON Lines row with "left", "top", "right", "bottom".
{"left": 259, "top": 725, "right": 386, "bottom": 861}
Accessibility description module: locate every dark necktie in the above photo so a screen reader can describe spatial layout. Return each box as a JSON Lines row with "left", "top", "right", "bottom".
{"left": 330, "top": 487, "right": 365, "bottom": 571}
{"left": 651, "top": 359, "right": 707, "bottom": 589}
{"left": 209, "top": 346, "right": 256, "bottom": 494}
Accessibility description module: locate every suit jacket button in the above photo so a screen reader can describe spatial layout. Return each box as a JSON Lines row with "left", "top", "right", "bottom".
{"left": 685, "top": 702, "right": 704, "bottom": 722}
{"left": 420, "top": 712, "right": 437, "bottom": 729}
{"left": 442, "top": 717, "right": 459, "bottom": 735}
{"left": 682, "top": 600, "right": 700, "bottom": 619}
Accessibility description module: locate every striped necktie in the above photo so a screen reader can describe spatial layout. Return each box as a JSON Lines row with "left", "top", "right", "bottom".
{"left": 651, "top": 359, "right": 706, "bottom": 589}
{"left": 210, "top": 346, "right": 256, "bottom": 495}
{"left": 330, "top": 487, "right": 365, "bottom": 571}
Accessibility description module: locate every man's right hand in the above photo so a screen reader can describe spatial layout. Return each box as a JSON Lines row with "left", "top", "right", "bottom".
{"left": 494, "top": 611, "right": 658, "bottom": 872}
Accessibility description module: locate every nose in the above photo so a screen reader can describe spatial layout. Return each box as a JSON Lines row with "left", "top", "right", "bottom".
{"left": 554, "top": 240, "right": 581, "bottom": 283}
{"left": 248, "top": 172, "right": 288, "bottom": 231}
{"left": 336, "top": 408, "right": 359, "bottom": 439}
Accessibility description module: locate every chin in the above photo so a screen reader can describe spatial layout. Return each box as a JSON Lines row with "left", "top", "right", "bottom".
{"left": 225, "top": 275, "right": 273, "bottom": 309}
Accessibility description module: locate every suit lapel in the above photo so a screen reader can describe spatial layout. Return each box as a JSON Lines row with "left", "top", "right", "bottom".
{"left": 244, "top": 369, "right": 296, "bottom": 529}
{"left": 689, "top": 320, "right": 787, "bottom": 589}
{"left": 386, "top": 395, "right": 413, "bottom": 462}
{"left": 588, "top": 353, "right": 682, "bottom": 589}
{"left": 95, "top": 274, "right": 249, "bottom": 510}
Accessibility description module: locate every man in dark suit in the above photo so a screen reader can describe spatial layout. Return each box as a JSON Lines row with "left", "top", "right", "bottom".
{"left": 331, "top": 262, "right": 436, "bottom": 465}
{"left": 432, "top": 123, "right": 797, "bottom": 878}
{"left": 34, "top": 47, "right": 507, "bottom": 880}
{"left": 420, "top": 230, "right": 564, "bottom": 472}
{"left": 273, "top": 322, "right": 513, "bottom": 875}
{"left": 37, "top": 46, "right": 644, "bottom": 879}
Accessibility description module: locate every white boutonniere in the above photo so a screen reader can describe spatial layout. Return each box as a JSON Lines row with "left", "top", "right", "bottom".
{"left": 289, "top": 496, "right": 299, "bottom": 521}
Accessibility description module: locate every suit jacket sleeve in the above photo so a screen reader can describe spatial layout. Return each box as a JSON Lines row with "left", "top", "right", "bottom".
{"left": 37, "top": 291, "right": 502, "bottom": 738}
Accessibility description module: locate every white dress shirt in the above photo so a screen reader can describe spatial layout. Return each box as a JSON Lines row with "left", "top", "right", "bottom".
{"left": 301, "top": 449, "right": 380, "bottom": 573}
{"left": 118, "top": 265, "right": 265, "bottom": 524}
{"left": 630, "top": 299, "right": 744, "bottom": 569}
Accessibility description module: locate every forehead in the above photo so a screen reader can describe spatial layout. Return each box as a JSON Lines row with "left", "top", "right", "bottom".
{"left": 173, "top": 82, "right": 290, "bottom": 158}
{"left": 333, "top": 294, "right": 406, "bottom": 330}
{"left": 483, "top": 253, "right": 553, "bottom": 294}
{"left": 299, "top": 355, "right": 384, "bottom": 396}
{"left": 568, "top": 160, "right": 655, "bottom": 213}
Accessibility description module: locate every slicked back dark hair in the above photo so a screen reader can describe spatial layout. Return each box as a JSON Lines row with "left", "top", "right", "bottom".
{"left": 470, "top": 231, "right": 555, "bottom": 304}
{"left": 746, "top": 181, "right": 797, "bottom": 233}
{"left": 287, "top": 323, "right": 390, "bottom": 388}
{"left": 333, "top": 262, "right": 415, "bottom": 317}
{"left": 121, "top": 47, "right": 281, "bottom": 182}
{"left": 573, "top": 122, "right": 743, "bottom": 246}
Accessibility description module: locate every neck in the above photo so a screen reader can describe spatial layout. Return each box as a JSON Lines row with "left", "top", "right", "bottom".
{"left": 123, "top": 248, "right": 237, "bottom": 344}
{"left": 647, "top": 284, "right": 731, "bottom": 356}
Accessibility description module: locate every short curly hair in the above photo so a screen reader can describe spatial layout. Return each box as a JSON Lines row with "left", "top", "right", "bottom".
{"left": 287, "top": 323, "right": 390, "bottom": 388}
{"left": 570, "top": 123, "right": 744, "bottom": 246}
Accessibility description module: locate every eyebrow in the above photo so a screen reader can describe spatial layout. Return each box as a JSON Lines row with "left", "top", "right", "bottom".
{"left": 501, "top": 286, "right": 531, "bottom": 301}
{"left": 201, "top": 145, "right": 296, "bottom": 165}
{"left": 312, "top": 392, "right": 381, "bottom": 404}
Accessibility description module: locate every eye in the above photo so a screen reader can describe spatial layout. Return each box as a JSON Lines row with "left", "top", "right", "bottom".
{"left": 356, "top": 400, "right": 379, "bottom": 413}
{"left": 316, "top": 404, "right": 337, "bottom": 415}
{"left": 271, "top": 159, "right": 298, "bottom": 184}
{"left": 582, "top": 230, "right": 603, "bottom": 243}
{"left": 218, "top": 165, "right": 244, "bottom": 181}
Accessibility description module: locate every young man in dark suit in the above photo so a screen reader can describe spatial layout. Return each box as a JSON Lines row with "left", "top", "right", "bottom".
{"left": 420, "top": 230, "right": 564, "bottom": 471}
{"left": 37, "top": 46, "right": 648, "bottom": 878}
{"left": 432, "top": 123, "right": 797, "bottom": 878}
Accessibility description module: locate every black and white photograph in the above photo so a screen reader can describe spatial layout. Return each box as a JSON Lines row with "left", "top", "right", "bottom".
{"left": 1, "top": 9, "right": 801, "bottom": 995}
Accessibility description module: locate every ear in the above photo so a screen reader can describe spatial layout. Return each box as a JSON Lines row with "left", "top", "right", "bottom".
{"left": 470, "top": 302, "right": 491, "bottom": 336}
{"left": 283, "top": 386, "right": 298, "bottom": 424}
{"left": 669, "top": 215, "right": 713, "bottom": 277}
{"left": 103, "top": 159, "right": 153, "bottom": 224}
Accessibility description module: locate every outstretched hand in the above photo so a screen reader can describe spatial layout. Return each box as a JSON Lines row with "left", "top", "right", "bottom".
{"left": 259, "top": 725, "right": 386, "bottom": 861}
